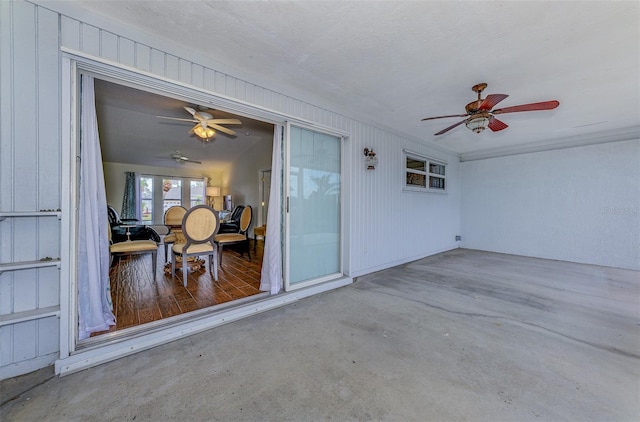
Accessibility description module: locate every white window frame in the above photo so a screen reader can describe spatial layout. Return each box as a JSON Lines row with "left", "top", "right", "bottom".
{"left": 139, "top": 174, "right": 206, "bottom": 224}
{"left": 402, "top": 149, "right": 447, "bottom": 193}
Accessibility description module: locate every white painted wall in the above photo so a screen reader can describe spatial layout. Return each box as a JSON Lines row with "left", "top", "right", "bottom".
{"left": 1, "top": 0, "right": 461, "bottom": 378}
{"left": 461, "top": 139, "right": 640, "bottom": 270}
{"left": 226, "top": 136, "right": 274, "bottom": 235}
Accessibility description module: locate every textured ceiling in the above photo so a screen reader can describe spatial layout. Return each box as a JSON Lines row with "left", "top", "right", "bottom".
{"left": 72, "top": 0, "right": 639, "bottom": 161}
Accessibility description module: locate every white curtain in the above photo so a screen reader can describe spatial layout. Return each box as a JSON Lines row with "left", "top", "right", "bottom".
{"left": 77, "top": 75, "right": 116, "bottom": 340}
{"left": 260, "top": 125, "right": 284, "bottom": 294}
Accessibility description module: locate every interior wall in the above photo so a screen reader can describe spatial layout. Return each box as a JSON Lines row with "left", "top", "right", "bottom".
{"left": 226, "top": 136, "right": 274, "bottom": 232}
{"left": 461, "top": 139, "right": 640, "bottom": 270}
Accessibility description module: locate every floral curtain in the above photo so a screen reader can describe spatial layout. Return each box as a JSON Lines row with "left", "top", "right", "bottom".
{"left": 121, "top": 171, "right": 140, "bottom": 220}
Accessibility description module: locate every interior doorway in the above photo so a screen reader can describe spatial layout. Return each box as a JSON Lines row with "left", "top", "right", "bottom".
{"left": 81, "top": 76, "right": 276, "bottom": 341}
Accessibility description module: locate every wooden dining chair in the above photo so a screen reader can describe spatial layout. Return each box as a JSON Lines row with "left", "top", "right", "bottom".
{"left": 214, "top": 205, "right": 252, "bottom": 266}
{"left": 171, "top": 205, "right": 220, "bottom": 287}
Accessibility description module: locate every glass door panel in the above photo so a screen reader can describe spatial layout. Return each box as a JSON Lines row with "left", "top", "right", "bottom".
{"left": 286, "top": 125, "right": 342, "bottom": 289}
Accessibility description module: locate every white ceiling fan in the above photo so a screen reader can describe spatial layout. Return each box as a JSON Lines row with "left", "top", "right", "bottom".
{"left": 157, "top": 106, "right": 242, "bottom": 141}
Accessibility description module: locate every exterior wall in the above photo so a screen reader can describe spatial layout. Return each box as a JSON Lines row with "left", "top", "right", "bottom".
{"left": 461, "top": 139, "right": 640, "bottom": 270}
{"left": 1, "top": 0, "right": 461, "bottom": 378}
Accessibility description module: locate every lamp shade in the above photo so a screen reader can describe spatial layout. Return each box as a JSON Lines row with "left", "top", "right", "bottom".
{"left": 206, "top": 186, "right": 221, "bottom": 197}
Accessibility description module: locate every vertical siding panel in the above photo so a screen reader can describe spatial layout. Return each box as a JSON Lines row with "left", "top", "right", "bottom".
{"left": 245, "top": 82, "right": 255, "bottom": 104}
{"left": 203, "top": 68, "right": 215, "bottom": 92}
{"left": 60, "top": 16, "right": 80, "bottom": 50}
{"left": 13, "top": 1, "right": 37, "bottom": 211}
{"left": 12, "top": 270, "right": 37, "bottom": 313}
{"left": 37, "top": 316, "right": 59, "bottom": 355}
{"left": 118, "top": 37, "right": 135, "bottom": 67}
{"left": 214, "top": 71, "right": 226, "bottom": 95}
{"left": 100, "top": 31, "right": 118, "bottom": 62}
{"left": 234, "top": 79, "right": 245, "bottom": 101}
{"left": 149, "top": 48, "right": 166, "bottom": 76}
{"left": 135, "top": 43, "right": 151, "bottom": 72}
{"left": 37, "top": 8, "right": 61, "bottom": 210}
{"left": 191, "top": 63, "right": 204, "bottom": 88}
{"left": 37, "top": 269, "right": 59, "bottom": 308}
{"left": 0, "top": 0, "right": 14, "bottom": 210}
{"left": 13, "top": 320, "right": 37, "bottom": 361}
{"left": 0, "top": 326, "right": 13, "bottom": 364}
{"left": 178, "top": 59, "right": 191, "bottom": 84}
{"left": 225, "top": 75, "right": 237, "bottom": 98}
{"left": 165, "top": 54, "right": 179, "bottom": 81}
{"left": 80, "top": 23, "right": 100, "bottom": 56}
{"left": 0, "top": 274, "right": 12, "bottom": 314}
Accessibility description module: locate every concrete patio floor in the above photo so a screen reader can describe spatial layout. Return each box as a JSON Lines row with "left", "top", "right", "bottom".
{"left": 2, "top": 249, "right": 639, "bottom": 421}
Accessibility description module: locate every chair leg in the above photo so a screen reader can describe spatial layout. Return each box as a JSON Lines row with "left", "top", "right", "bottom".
{"left": 171, "top": 251, "right": 176, "bottom": 277}
{"left": 151, "top": 250, "right": 157, "bottom": 281}
{"left": 164, "top": 243, "right": 168, "bottom": 262}
{"left": 218, "top": 244, "right": 224, "bottom": 266}
{"left": 246, "top": 239, "right": 252, "bottom": 262}
{"left": 182, "top": 254, "right": 188, "bottom": 287}
{"left": 212, "top": 249, "right": 218, "bottom": 281}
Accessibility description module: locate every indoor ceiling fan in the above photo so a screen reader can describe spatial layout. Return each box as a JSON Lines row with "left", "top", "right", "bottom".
{"left": 157, "top": 106, "right": 242, "bottom": 141}
{"left": 421, "top": 83, "right": 559, "bottom": 136}
{"left": 171, "top": 151, "right": 201, "bottom": 165}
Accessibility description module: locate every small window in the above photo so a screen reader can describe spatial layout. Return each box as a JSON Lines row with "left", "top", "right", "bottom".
{"left": 403, "top": 150, "right": 446, "bottom": 193}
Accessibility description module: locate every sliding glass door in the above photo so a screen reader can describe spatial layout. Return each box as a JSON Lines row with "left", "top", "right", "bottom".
{"left": 285, "top": 124, "right": 342, "bottom": 290}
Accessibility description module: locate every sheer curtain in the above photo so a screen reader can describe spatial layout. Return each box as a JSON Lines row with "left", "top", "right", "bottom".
{"left": 77, "top": 75, "right": 116, "bottom": 340}
{"left": 260, "top": 125, "right": 283, "bottom": 294}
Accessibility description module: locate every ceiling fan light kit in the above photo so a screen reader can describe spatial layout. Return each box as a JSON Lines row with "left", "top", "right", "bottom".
{"left": 194, "top": 125, "right": 215, "bottom": 140}
{"left": 422, "top": 82, "right": 559, "bottom": 136}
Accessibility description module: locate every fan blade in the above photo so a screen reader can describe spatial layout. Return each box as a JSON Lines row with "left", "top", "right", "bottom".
{"left": 156, "top": 116, "right": 198, "bottom": 123}
{"left": 434, "top": 119, "right": 467, "bottom": 136}
{"left": 183, "top": 106, "right": 197, "bottom": 116}
{"left": 493, "top": 100, "right": 559, "bottom": 114}
{"left": 421, "top": 114, "right": 468, "bottom": 121}
{"left": 478, "top": 94, "right": 508, "bottom": 111}
{"left": 210, "top": 119, "right": 242, "bottom": 125}
{"left": 184, "top": 158, "right": 202, "bottom": 164}
{"left": 488, "top": 116, "right": 509, "bottom": 132}
{"left": 207, "top": 123, "right": 237, "bottom": 136}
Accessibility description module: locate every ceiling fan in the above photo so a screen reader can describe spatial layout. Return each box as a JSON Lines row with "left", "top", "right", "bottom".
{"left": 421, "top": 83, "right": 559, "bottom": 136}
{"left": 171, "top": 151, "right": 201, "bottom": 165}
{"left": 157, "top": 106, "right": 242, "bottom": 141}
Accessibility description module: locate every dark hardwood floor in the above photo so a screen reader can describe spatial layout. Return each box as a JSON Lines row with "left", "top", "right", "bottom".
{"left": 93, "top": 240, "right": 264, "bottom": 336}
